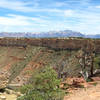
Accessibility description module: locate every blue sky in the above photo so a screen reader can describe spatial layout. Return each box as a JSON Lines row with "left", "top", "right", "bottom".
{"left": 0, "top": 0, "right": 100, "bottom": 34}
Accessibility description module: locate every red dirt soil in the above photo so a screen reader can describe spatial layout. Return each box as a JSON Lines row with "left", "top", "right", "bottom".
{"left": 64, "top": 77, "right": 100, "bottom": 100}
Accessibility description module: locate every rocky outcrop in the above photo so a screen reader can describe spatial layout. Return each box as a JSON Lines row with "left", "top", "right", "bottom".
{"left": 0, "top": 71, "right": 10, "bottom": 89}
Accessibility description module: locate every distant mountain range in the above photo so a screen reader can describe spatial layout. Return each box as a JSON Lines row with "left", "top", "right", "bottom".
{"left": 0, "top": 30, "right": 100, "bottom": 38}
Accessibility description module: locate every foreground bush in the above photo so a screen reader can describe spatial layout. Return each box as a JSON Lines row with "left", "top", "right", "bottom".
{"left": 17, "top": 66, "right": 65, "bottom": 100}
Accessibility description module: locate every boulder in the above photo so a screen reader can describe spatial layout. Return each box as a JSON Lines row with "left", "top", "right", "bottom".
{"left": 0, "top": 96, "right": 6, "bottom": 100}
{"left": 5, "top": 89, "right": 13, "bottom": 94}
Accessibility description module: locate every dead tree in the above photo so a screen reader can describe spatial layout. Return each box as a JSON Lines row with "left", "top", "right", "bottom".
{"left": 76, "top": 40, "right": 95, "bottom": 81}
{"left": 53, "top": 56, "right": 68, "bottom": 81}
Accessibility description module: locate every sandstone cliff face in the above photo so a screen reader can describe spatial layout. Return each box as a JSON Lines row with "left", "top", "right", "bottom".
{"left": 0, "top": 38, "right": 99, "bottom": 53}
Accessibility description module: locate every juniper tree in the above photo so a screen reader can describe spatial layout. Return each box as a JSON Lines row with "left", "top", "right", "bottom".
{"left": 17, "top": 66, "right": 65, "bottom": 100}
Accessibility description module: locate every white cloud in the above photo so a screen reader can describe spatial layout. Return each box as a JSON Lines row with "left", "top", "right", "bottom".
{"left": 0, "top": 14, "right": 51, "bottom": 26}
{"left": 0, "top": 0, "right": 100, "bottom": 34}
{"left": 0, "top": 14, "right": 53, "bottom": 32}
{"left": 0, "top": 15, "right": 31, "bottom": 26}
{"left": 1, "top": 11, "right": 100, "bottom": 34}
{"left": 64, "top": 10, "right": 74, "bottom": 17}
{"left": 53, "top": 2, "right": 68, "bottom": 7}
{"left": 0, "top": 0, "right": 34, "bottom": 12}
{"left": 0, "top": 13, "right": 72, "bottom": 32}
{"left": 0, "top": 0, "right": 63, "bottom": 13}
{"left": 95, "top": 6, "right": 100, "bottom": 8}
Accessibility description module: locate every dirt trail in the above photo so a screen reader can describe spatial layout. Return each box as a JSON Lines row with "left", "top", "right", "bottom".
{"left": 64, "top": 81, "right": 100, "bottom": 100}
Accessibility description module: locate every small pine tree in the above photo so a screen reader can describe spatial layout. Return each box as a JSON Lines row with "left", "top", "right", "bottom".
{"left": 17, "top": 66, "right": 65, "bottom": 100}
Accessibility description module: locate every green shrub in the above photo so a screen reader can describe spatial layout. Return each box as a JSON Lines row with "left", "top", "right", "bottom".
{"left": 17, "top": 66, "right": 65, "bottom": 100}
{"left": 93, "top": 82, "right": 97, "bottom": 86}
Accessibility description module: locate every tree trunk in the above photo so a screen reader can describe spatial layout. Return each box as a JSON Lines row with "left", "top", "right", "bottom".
{"left": 90, "top": 57, "right": 94, "bottom": 76}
